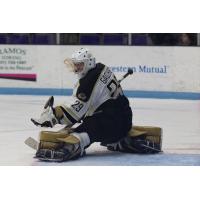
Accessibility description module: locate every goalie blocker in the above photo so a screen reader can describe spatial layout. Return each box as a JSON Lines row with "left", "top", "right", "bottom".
{"left": 35, "top": 125, "right": 162, "bottom": 162}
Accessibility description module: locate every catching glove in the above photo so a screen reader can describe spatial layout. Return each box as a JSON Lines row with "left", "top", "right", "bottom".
{"left": 31, "top": 106, "right": 58, "bottom": 128}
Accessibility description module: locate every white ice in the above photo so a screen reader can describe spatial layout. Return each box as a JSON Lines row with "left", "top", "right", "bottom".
{"left": 0, "top": 95, "right": 200, "bottom": 166}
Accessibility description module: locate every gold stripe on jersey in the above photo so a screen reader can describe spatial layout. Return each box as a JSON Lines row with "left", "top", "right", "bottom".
{"left": 60, "top": 115, "right": 73, "bottom": 126}
{"left": 61, "top": 104, "right": 80, "bottom": 121}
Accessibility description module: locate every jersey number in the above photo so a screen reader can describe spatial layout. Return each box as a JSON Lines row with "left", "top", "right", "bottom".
{"left": 71, "top": 100, "right": 84, "bottom": 112}
{"left": 107, "top": 79, "right": 118, "bottom": 97}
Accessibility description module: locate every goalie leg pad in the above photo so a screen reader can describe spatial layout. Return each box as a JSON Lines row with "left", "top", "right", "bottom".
{"left": 129, "top": 126, "right": 162, "bottom": 145}
{"left": 36, "top": 140, "right": 83, "bottom": 162}
{"left": 38, "top": 130, "right": 69, "bottom": 150}
{"left": 36, "top": 132, "right": 90, "bottom": 162}
{"left": 106, "top": 135, "right": 162, "bottom": 154}
{"left": 104, "top": 126, "right": 162, "bottom": 154}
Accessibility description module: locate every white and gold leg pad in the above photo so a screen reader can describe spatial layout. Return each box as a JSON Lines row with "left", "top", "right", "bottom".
{"left": 105, "top": 125, "right": 162, "bottom": 154}
{"left": 36, "top": 130, "right": 90, "bottom": 162}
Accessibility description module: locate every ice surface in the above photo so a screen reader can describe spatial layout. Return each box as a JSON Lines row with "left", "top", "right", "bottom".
{"left": 0, "top": 95, "right": 199, "bottom": 166}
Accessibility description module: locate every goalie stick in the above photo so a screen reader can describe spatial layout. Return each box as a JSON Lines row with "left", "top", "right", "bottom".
{"left": 25, "top": 68, "right": 133, "bottom": 150}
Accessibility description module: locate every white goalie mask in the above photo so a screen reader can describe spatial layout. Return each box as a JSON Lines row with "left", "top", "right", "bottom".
{"left": 64, "top": 48, "right": 96, "bottom": 78}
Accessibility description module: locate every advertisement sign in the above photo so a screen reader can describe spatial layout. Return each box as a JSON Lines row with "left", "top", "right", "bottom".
{"left": 0, "top": 47, "right": 36, "bottom": 81}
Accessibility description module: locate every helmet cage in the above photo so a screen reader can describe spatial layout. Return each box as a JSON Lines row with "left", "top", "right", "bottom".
{"left": 64, "top": 48, "right": 96, "bottom": 77}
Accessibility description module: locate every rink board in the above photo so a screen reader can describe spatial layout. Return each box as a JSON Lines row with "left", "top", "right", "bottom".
{"left": 0, "top": 45, "right": 200, "bottom": 99}
{"left": 0, "top": 87, "right": 199, "bottom": 100}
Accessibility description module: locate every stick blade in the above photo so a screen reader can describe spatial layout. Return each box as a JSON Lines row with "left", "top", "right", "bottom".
{"left": 24, "top": 137, "right": 38, "bottom": 150}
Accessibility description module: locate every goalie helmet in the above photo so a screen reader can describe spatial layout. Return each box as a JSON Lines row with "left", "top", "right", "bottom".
{"left": 64, "top": 48, "right": 96, "bottom": 78}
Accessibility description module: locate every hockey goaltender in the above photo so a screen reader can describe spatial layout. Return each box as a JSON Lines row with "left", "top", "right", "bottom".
{"left": 30, "top": 48, "right": 162, "bottom": 162}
